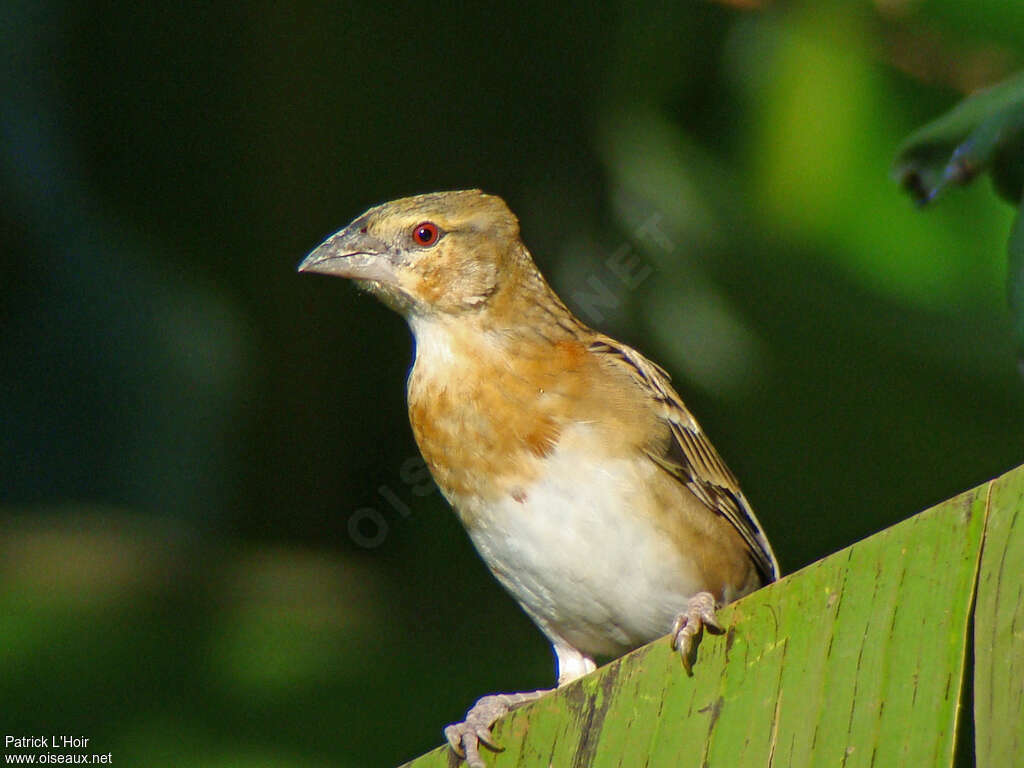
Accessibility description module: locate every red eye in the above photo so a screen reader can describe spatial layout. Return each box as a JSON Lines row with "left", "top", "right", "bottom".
{"left": 412, "top": 222, "right": 439, "bottom": 246}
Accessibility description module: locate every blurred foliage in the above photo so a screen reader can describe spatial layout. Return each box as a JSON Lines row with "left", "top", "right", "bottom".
{"left": 894, "top": 69, "right": 1024, "bottom": 366}
{"left": 894, "top": 70, "right": 1024, "bottom": 205}
{"left": 1, "top": 1, "right": 1022, "bottom": 766}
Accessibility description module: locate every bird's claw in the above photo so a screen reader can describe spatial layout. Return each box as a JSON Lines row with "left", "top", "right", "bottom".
{"left": 444, "top": 690, "right": 550, "bottom": 767}
{"left": 671, "top": 591, "right": 722, "bottom": 675}
{"left": 444, "top": 694, "right": 511, "bottom": 768}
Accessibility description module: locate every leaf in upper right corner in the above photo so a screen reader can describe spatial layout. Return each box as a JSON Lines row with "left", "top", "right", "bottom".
{"left": 893, "top": 70, "right": 1024, "bottom": 206}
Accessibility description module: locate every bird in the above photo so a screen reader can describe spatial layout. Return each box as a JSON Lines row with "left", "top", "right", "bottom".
{"left": 298, "top": 190, "right": 779, "bottom": 767}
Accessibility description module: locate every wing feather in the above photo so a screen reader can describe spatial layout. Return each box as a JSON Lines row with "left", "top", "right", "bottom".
{"left": 589, "top": 338, "right": 780, "bottom": 583}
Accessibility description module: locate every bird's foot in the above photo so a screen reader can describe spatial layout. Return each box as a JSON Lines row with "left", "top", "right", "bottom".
{"left": 444, "top": 690, "right": 550, "bottom": 767}
{"left": 670, "top": 591, "right": 723, "bottom": 675}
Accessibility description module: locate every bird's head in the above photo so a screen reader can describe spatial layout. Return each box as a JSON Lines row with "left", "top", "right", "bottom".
{"left": 299, "top": 190, "right": 525, "bottom": 317}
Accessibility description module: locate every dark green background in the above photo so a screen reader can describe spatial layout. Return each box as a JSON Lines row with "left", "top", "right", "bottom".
{"left": 2, "top": 1, "right": 1022, "bottom": 766}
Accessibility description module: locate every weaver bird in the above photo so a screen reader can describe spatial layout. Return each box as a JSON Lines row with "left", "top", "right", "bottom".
{"left": 299, "top": 190, "right": 778, "bottom": 767}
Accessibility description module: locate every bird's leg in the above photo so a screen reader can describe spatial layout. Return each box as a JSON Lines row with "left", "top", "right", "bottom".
{"left": 553, "top": 641, "right": 596, "bottom": 686}
{"left": 445, "top": 641, "right": 594, "bottom": 766}
{"left": 444, "top": 690, "right": 549, "bottom": 768}
{"left": 670, "top": 591, "right": 723, "bottom": 674}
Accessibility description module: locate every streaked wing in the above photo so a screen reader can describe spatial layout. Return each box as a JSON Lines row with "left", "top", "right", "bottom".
{"left": 589, "top": 338, "right": 780, "bottom": 583}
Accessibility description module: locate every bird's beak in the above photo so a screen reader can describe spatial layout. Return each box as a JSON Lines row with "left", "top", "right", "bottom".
{"left": 297, "top": 226, "right": 396, "bottom": 284}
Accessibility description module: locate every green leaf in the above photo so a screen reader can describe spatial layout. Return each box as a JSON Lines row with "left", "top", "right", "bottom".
{"left": 974, "top": 468, "right": 1024, "bottom": 768}
{"left": 894, "top": 70, "right": 1024, "bottom": 205}
{"left": 400, "top": 463, "right": 1024, "bottom": 767}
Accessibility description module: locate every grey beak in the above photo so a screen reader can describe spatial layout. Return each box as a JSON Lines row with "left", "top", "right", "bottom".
{"left": 297, "top": 226, "right": 396, "bottom": 284}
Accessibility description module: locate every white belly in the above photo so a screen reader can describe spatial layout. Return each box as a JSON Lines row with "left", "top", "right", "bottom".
{"left": 459, "top": 427, "right": 703, "bottom": 658}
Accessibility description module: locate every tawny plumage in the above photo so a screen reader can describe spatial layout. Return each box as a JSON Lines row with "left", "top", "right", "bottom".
{"left": 299, "top": 190, "right": 778, "bottom": 767}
